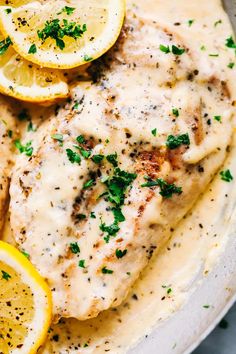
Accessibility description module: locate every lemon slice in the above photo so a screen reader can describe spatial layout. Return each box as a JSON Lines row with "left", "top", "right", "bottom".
{"left": 0, "top": 241, "right": 52, "bottom": 353}
{"left": 0, "top": 0, "right": 125, "bottom": 69}
{"left": 0, "top": 31, "right": 68, "bottom": 102}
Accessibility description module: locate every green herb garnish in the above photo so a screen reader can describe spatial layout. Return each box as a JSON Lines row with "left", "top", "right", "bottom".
{"left": 116, "top": 249, "right": 127, "bottom": 259}
{"left": 166, "top": 133, "right": 190, "bottom": 149}
{"left": 14, "top": 140, "right": 33, "bottom": 157}
{"left": 106, "top": 153, "right": 118, "bottom": 167}
{"left": 214, "top": 115, "right": 222, "bottom": 122}
{"left": 1, "top": 270, "right": 11, "bottom": 281}
{"left": 92, "top": 154, "right": 104, "bottom": 164}
{"left": 220, "top": 169, "right": 233, "bottom": 182}
{"left": 59, "top": 6, "right": 76, "bottom": 15}
{"left": 0, "top": 36, "right": 12, "bottom": 55}
{"left": 83, "top": 179, "right": 95, "bottom": 189}
{"left": 28, "top": 44, "right": 37, "bottom": 54}
{"left": 102, "top": 267, "right": 113, "bottom": 274}
{"left": 151, "top": 128, "right": 157, "bottom": 137}
{"left": 172, "top": 108, "right": 179, "bottom": 117}
{"left": 78, "top": 260, "right": 85, "bottom": 268}
{"left": 141, "top": 177, "right": 182, "bottom": 198}
{"left": 66, "top": 149, "right": 81, "bottom": 164}
{"left": 70, "top": 242, "right": 80, "bottom": 254}
{"left": 38, "top": 19, "right": 87, "bottom": 50}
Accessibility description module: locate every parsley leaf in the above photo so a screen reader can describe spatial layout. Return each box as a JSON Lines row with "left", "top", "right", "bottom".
{"left": 116, "top": 249, "right": 127, "bottom": 259}
{"left": 106, "top": 153, "right": 118, "bottom": 167}
{"left": 0, "top": 36, "right": 12, "bottom": 55}
{"left": 14, "top": 140, "right": 33, "bottom": 157}
{"left": 78, "top": 260, "right": 85, "bottom": 268}
{"left": 171, "top": 45, "right": 185, "bottom": 55}
{"left": 38, "top": 19, "right": 87, "bottom": 50}
{"left": 83, "top": 178, "right": 95, "bottom": 189}
{"left": 92, "top": 154, "right": 104, "bottom": 164}
{"left": 220, "top": 169, "right": 233, "bottom": 182}
{"left": 159, "top": 44, "right": 170, "bottom": 53}
{"left": 151, "top": 128, "right": 157, "bottom": 137}
{"left": 188, "top": 19, "right": 194, "bottom": 27}
{"left": 141, "top": 177, "right": 182, "bottom": 198}
{"left": 225, "top": 36, "right": 236, "bottom": 49}
{"left": 59, "top": 6, "right": 76, "bottom": 15}
{"left": 228, "top": 62, "right": 235, "bottom": 69}
{"left": 214, "top": 115, "right": 222, "bottom": 122}
{"left": 70, "top": 242, "right": 80, "bottom": 254}
{"left": 76, "top": 135, "right": 85, "bottom": 144}
{"left": 28, "top": 44, "right": 37, "bottom": 54}
{"left": 166, "top": 133, "right": 190, "bottom": 149}
{"left": 90, "top": 212, "right": 96, "bottom": 219}
{"left": 52, "top": 133, "right": 63, "bottom": 144}
{"left": 84, "top": 54, "right": 93, "bottom": 62}
{"left": 1, "top": 270, "right": 11, "bottom": 281}
{"left": 102, "top": 267, "right": 113, "bottom": 274}
{"left": 172, "top": 108, "right": 179, "bottom": 117}
{"left": 66, "top": 148, "right": 81, "bottom": 164}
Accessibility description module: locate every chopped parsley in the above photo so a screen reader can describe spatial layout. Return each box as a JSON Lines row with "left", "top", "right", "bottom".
{"left": 159, "top": 44, "right": 185, "bottom": 55}
{"left": 220, "top": 169, "right": 233, "bottom": 182}
{"left": 106, "top": 153, "right": 118, "bottom": 167}
{"left": 228, "top": 62, "right": 235, "bottom": 69}
{"left": 225, "top": 36, "right": 236, "bottom": 49}
{"left": 66, "top": 148, "right": 81, "bottom": 164}
{"left": 1, "top": 270, "right": 11, "bottom": 281}
{"left": 5, "top": 8, "right": 12, "bottom": 14}
{"left": 38, "top": 19, "right": 87, "bottom": 50}
{"left": 70, "top": 242, "right": 80, "bottom": 254}
{"left": 172, "top": 45, "right": 185, "bottom": 55}
{"left": 27, "top": 121, "right": 36, "bottom": 132}
{"left": 116, "top": 249, "right": 127, "bottom": 259}
{"left": 0, "top": 36, "right": 12, "bottom": 55}
{"left": 76, "top": 135, "right": 85, "bottom": 144}
{"left": 84, "top": 54, "right": 93, "bottom": 62}
{"left": 102, "top": 267, "right": 113, "bottom": 274}
{"left": 14, "top": 140, "right": 33, "bottom": 157}
{"left": 51, "top": 133, "right": 63, "bottom": 144}
{"left": 59, "top": 6, "right": 76, "bottom": 15}
{"left": 214, "top": 115, "right": 222, "bottom": 122}
{"left": 203, "top": 305, "right": 210, "bottom": 309}
{"left": 28, "top": 44, "right": 37, "bottom": 54}
{"left": 76, "top": 213, "right": 86, "bottom": 220}
{"left": 83, "top": 178, "right": 95, "bottom": 189}
{"left": 188, "top": 19, "right": 194, "bottom": 27}
{"left": 76, "top": 146, "right": 91, "bottom": 159}
{"left": 92, "top": 154, "right": 104, "bottom": 164}
{"left": 159, "top": 44, "right": 170, "bottom": 54}
{"left": 172, "top": 108, "right": 179, "bottom": 117}
{"left": 73, "top": 101, "right": 79, "bottom": 110}
{"left": 151, "top": 128, "right": 157, "bottom": 137}
{"left": 214, "top": 19, "right": 222, "bottom": 27}
{"left": 200, "top": 45, "right": 206, "bottom": 51}
{"left": 166, "top": 133, "right": 190, "bottom": 149}
{"left": 141, "top": 177, "right": 182, "bottom": 198}
{"left": 90, "top": 211, "right": 96, "bottom": 219}
{"left": 209, "top": 53, "right": 219, "bottom": 57}
{"left": 99, "top": 165, "right": 136, "bottom": 243}
{"left": 78, "top": 260, "right": 85, "bottom": 268}
{"left": 7, "top": 129, "right": 13, "bottom": 138}
{"left": 21, "top": 250, "right": 30, "bottom": 259}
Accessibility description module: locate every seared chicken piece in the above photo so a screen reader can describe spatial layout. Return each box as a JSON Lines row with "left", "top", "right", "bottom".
{"left": 0, "top": 96, "right": 16, "bottom": 230}
{"left": 10, "top": 11, "right": 234, "bottom": 320}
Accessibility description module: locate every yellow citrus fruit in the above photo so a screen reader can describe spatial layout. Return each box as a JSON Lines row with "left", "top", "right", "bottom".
{"left": 0, "top": 0, "right": 126, "bottom": 69}
{"left": 0, "top": 241, "right": 52, "bottom": 353}
{"left": 0, "top": 31, "right": 68, "bottom": 103}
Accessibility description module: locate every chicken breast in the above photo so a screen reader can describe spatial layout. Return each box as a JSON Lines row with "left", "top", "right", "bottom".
{"left": 10, "top": 9, "right": 234, "bottom": 321}
{"left": 0, "top": 96, "right": 17, "bottom": 231}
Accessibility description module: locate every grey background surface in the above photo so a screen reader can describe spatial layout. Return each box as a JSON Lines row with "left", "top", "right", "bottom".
{"left": 193, "top": 303, "right": 236, "bottom": 354}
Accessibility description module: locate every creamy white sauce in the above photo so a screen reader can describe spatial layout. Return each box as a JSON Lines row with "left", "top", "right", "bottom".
{"left": 3, "top": 0, "right": 236, "bottom": 352}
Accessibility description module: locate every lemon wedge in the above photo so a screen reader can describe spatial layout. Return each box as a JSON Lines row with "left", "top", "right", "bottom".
{"left": 0, "top": 0, "right": 125, "bottom": 69}
{"left": 0, "top": 241, "right": 52, "bottom": 353}
{"left": 0, "top": 31, "right": 68, "bottom": 103}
